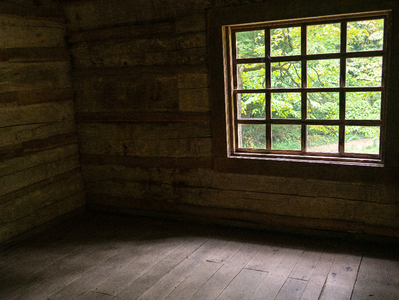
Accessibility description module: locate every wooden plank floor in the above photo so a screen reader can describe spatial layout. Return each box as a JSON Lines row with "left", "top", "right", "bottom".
{"left": 0, "top": 212, "right": 398, "bottom": 300}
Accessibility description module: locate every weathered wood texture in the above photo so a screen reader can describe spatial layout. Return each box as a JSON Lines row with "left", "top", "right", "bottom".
{"left": 0, "top": 2, "right": 84, "bottom": 243}
{"left": 78, "top": 123, "right": 212, "bottom": 158}
{"left": 0, "top": 2, "right": 64, "bottom": 22}
{"left": 1, "top": 212, "right": 399, "bottom": 299}
{"left": 82, "top": 164, "right": 399, "bottom": 236}
{"left": 0, "top": 88, "right": 73, "bottom": 107}
{"left": 62, "top": 0, "right": 399, "bottom": 239}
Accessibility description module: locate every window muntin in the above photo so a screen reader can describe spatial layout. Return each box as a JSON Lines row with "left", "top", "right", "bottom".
{"left": 229, "top": 13, "right": 388, "bottom": 162}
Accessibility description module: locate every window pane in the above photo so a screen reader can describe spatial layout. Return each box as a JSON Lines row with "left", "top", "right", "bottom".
{"left": 346, "top": 57, "right": 382, "bottom": 87}
{"left": 345, "top": 126, "right": 380, "bottom": 154}
{"left": 271, "top": 61, "right": 301, "bottom": 88}
{"left": 238, "top": 124, "right": 266, "bottom": 149}
{"left": 270, "top": 27, "right": 301, "bottom": 56}
{"left": 237, "top": 63, "right": 265, "bottom": 89}
{"left": 346, "top": 92, "right": 381, "bottom": 120}
{"left": 238, "top": 93, "right": 265, "bottom": 119}
{"left": 307, "top": 92, "right": 339, "bottom": 119}
{"left": 272, "top": 124, "right": 301, "bottom": 150}
{"left": 307, "top": 23, "right": 340, "bottom": 54}
{"left": 307, "top": 59, "right": 340, "bottom": 88}
{"left": 236, "top": 30, "right": 265, "bottom": 58}
{"left": 347, "top": 19, "right": 384, "bottom": 52}
{"left": 271, "top": 93, "right": 301, "bottom": 119}
{"left": 307, "top": 125, "right": 339, "bottom": 152}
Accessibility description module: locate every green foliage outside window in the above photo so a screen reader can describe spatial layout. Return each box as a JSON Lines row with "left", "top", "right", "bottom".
{"left": 235, "top": 19, "right": 384, "bottom": 153}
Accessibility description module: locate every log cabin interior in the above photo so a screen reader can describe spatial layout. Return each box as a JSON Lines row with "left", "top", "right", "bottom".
{"left": 0, "top": 0, "right": 399, "bottom": 299}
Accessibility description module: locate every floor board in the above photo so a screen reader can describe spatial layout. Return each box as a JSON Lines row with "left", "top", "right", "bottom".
{"left": 216, "top": 268, "right": 267, "bottom": 300}
{"left": 299, "top": 252, "right": 336, "bottom": 300}
{"left": 319, "top": 253, "right": 362, "bottom": 300}
{"left": 250, "top": 248, "right": 304, "bottom": 300}
{"left": 0, "top": 212, "right": 398, "bottom": 300}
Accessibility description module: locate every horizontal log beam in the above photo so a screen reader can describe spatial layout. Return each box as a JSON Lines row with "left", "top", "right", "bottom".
{"left": 0, "top": 171, "right": 84, "bottom": 223}
{"left": 72, "top": 65, "right": 208, "bottom": 77}
{"left": 86, "top": 192, "right": 399, "bottom": 234}
{"left": 86, "top": 195, "right": 369, "bottom": 236}
{"left": 1, "top": 100, "right": 74, "bottom": 127}
{"left": 0, "top": 168, "right": 82, "bottom": 205}
{"left": 0, "top": 133, "right": 78, "bottom": 160}
{"left": 0, "top": 88, "right": 74, "bottom": 107}
{"left": 85, "top": 181, "right": 358, "bottom": 222}
{"left": 75, "top": 112, "right": 211, "bottom": 123}
{"left": 81, "top": 164, "right": 394, "bottom": 204}
{"left": 1, "top": 144, "right": 79, "bottom": 178}
{"left": 80, "top": 154, "right": 213, "bottom": 169}
{"left": 0, "top": 62, "right": 72, "bottom": 93}
{"left": 74, "top": 72, "right": 179, "bottom": 113}
{"left": 214, "top": 157, "right": 399, "bottom": 185}
{"left": 0, "top": 154, "right": 80, "bottom": 199}
{"left": 67, "top": 22, "right": 175, "bottom": 43}
{"left": 0, "top": 191, "right": 85, "bottom": 243}
{"left": 0, "top": 48, "right": 69, "bottom": 63}
{"left": 1, "top": 121, "right": 76, "bottom": 149}
{"left": 22, "top": 133, "right": 78, "bottom": 153}
{"left": 87, "top": 200, "right": 399, "bottom": 240}
{"left": 0, "top": 3, "right": 65, "bottom": 22}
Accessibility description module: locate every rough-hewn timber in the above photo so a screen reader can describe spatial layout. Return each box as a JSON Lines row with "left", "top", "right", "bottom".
{"left": 0, "top": 1, "right": 84, "bottom": 243}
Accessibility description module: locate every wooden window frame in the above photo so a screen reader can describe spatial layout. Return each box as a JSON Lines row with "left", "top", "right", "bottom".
{"left": 228, "top": 12, "right": 389, "bottom": 164}
{"left": 208, "top": 0, "right": 399, "bottom": 183}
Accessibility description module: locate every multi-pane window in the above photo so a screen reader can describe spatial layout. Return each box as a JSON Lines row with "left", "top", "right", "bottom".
{"left": 228, "top": 12, "right": 388, "bottom": 162}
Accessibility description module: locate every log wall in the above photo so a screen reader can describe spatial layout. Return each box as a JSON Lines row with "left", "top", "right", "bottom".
{"left": 62, "top": 0, "right": 399, "bottom": 239}
{"left": 0, "top": 1, "right": 85, "bottom": 243}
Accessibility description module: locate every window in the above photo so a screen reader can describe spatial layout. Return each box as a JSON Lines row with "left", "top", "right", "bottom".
{"left": 209, "top": 0, "right": 399, "bottom": 180}
{"left": 226, "top": 12, "right": 389, "bottom": 164}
